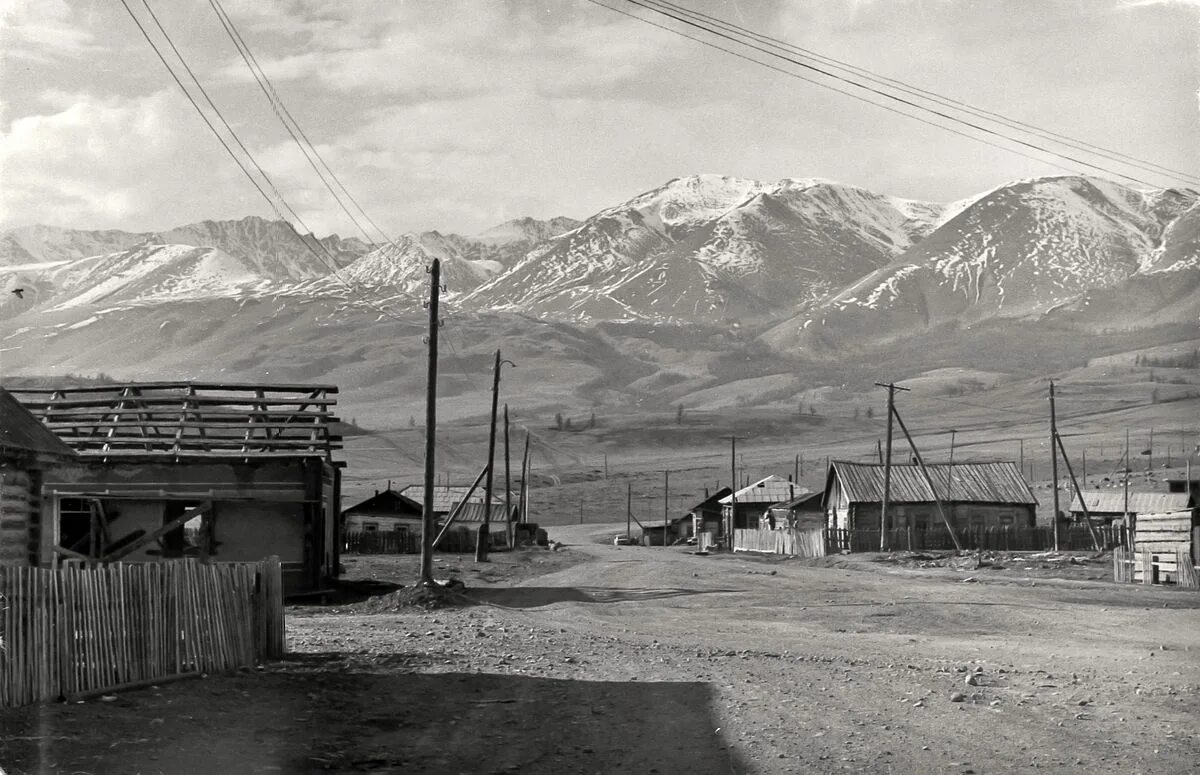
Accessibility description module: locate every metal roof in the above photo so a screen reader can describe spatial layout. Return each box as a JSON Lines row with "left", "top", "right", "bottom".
{"left": 827, "top": 461, "right": 1036, "bottom": 506}
{"left": 399, "top": 485, "right": 516, "bottom": 514}
{"left": 1069, "top": 491, "right": 1192, "bottom": 514}
{"left": 0, "top": 388, "right": 78, "bottom": 460}
{"left": 768, "top": 490, "right": 824, "bottom": 512}
{"left": 719, "top": 475, "right": 805, "bottom": 505}
{"left": 452, "top": 502, "right": 519, "bottom": 523}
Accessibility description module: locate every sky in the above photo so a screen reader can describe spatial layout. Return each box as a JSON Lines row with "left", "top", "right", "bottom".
{"left": 1, "top": 0, "right": 1197, "bottom": 239}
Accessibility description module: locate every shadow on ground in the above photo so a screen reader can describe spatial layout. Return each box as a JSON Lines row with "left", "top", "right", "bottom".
{"left": 462, "top": 585, "right": 739, "bottom": 608}
{"left": 0, "top": 654, "right": 747, "bottom": 775}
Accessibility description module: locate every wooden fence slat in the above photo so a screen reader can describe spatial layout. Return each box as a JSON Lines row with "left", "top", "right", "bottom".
{"left": 0, "top": 559, "right": 285, "bottom": 709}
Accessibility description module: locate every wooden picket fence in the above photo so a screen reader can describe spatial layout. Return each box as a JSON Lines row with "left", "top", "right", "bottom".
{"left": 1113, "top": 547, "right": 1200, "bottom": 588}
{"left": 826, "top": 525, "right": 1127, "bottom": 554}
{"left": 734, "top": 528, "right": 826, "bottom": 558}
{"left": 343, "top": 528, "right": 501, "bottom": 555}
{"left": 0, "top": 558, "right": 285, "bottom": 708}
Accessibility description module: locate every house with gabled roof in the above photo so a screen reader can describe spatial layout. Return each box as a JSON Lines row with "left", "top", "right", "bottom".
{"left": 823, "top": 460, "right": 1037, "bottom": 534}
{"left": 9, "top": 382, "right": 343, "bottom": 595}
{"left": 719, "top": 475, "right": 802, "bottom": 533}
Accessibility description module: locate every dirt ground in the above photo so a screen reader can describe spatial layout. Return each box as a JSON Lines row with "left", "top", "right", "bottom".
{"left": 2, "top": 530, "right": 1198, "bottom": 774}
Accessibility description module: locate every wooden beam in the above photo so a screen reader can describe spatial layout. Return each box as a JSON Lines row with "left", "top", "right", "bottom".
{"left": 432, "top": 466, "right": 489, "bottom": 549}
{"left": 101, "top": 501, "right": 212, "bottom": 562}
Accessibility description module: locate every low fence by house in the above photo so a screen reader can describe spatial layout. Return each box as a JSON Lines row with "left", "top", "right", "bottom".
{"left": 343, "top": 528, "right": 506, "bottom": 555}
{"left": 733, "top": 528, "right": 826, "bottom": 558}
{"left": 826, "top": 524, "right": 1127, "bottom": 554}
{"left": 0, "top": 558, "right": 285, "bottom": 708}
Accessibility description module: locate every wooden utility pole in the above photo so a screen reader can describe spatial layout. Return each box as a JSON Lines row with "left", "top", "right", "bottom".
{"left": 504, "top": 404, "right": 512, "bottom": 547}
{"left": 419, "top": 259, "right": 441, "bottom": 586}
{"left": 1019, "top": 438, "right": 1024, "bottom": 472}
{"left": 604, "top": 453, "right": 608, "bottom": 480}
{"left": 725, "top": 436, "right": 738, "bottom": 546}
{"left": 875, "top": 382, "right": 908, "bottom": 551}
{"left": 946, "top": 429, "right": 957, "bottom": 504}
{"left": 794, "top": 454, "right": 799, "bottom": 484}
{"left": 1049, "top": 380, "right": 1060, "bottom": 552}
{"left": 876, "top": 439, "right": 883, "bottom": 465}
{"left": 1148, "top": 428, "right": 1154, "bottom": 472}
{"left": 626, "top": 482, "right": 632, "bottom": 541}
{"left": 663, "top": 470, "right": 670, "bottom": 546}
{"left": 477, "top": 350, "right": 513, "bottom": 562}
{"left": 891, "top": 403, "right": 962, "bottom": 551}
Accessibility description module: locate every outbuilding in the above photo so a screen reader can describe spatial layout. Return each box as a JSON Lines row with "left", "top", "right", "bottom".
{"left": 720, "top": 476, "right": 801, "bottom": 535}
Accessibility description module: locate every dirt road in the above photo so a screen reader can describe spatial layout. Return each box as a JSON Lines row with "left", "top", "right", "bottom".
{"left": 2, "top": 531, "right": 1198, "bottom": 773}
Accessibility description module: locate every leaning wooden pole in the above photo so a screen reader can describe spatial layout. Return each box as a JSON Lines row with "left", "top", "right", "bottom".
{"left": 419, "top": 259, "right": 441, "bottom": 586}
{"left": 1055, "top": 433, "right": 1102, "bottom": 551}
{"left": 476, "top": 349, "right": 502, "bottom": 562}
{"left": 432, "top": 465, "right": 488, "bottom": 549}
{"left": 891, "top": 404, "right": 962, "bottom": 551}
{"left": 875, "top": 382, "right": 907, "bottom": 551}
{"left": 520, "top": 432, "right": 531, "bottom": 524}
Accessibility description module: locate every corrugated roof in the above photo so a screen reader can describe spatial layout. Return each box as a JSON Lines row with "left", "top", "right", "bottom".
{"left": 1069, "top": 491, "right": 1192, "bottom": 514}
{"left": 828, "top": 461, "right": 1036, "bottom": 505}
{"left": 0, "top": 388, "right": 77, "bottom": 460}
{"left": 399, "top": 485, "right": 516, "bottom": 514}
{"left": 718, "top": 475, "right": 804, "bottom": 505}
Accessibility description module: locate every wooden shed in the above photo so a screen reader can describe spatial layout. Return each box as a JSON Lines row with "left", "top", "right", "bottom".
{"left": 1068, "top": 492, "right": 1192, "bottom": 524}
{"left": 764, "top": 490, "right": 825, "bottom": 530}
{"left": 9, "top": 383, "right": 343, "bottom": 596}
{"left": 0, "top": 388, "right": 78, "bottom": 568}
{"left": 1131, "top": 510, "right": 1198, "bottom": 586}
{"left": 720, "top": 476, "right": 797, "bottom": 535}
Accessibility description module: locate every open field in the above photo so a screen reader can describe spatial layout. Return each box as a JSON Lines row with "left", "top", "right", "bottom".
{"left": 3, "top": 533, "right": 1198, "bottom": 774}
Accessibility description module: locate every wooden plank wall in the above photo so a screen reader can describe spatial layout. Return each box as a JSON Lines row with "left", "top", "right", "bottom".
{"left": 0, "top": 557, "right": 285, "bottom": 708}
{"left": 1132, "top": 510, "right": 1193, "bottom": 584}
{"left": 0, "top": 469, "right": 35, "bottom": 568}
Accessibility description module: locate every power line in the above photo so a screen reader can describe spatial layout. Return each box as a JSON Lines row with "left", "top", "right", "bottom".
{"left": 121, "top": 0, "right": 409, "bottom": 323}
{"left": 642, "top": 0, "right": 1200, "bottom": 188}
{"left": 207, "top": 0, "right": 400, "bottom": 247}
{"left": 590, "top": 0, "right": 1183, "bottom": 190}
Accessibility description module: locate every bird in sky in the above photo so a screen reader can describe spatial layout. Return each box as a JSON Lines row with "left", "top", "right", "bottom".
{"left": 11, "top": 288, "right": 24, "bottom": 299}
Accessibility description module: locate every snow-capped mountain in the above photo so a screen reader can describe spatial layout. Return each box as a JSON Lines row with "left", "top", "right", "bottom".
{"left": 763, "top": 176, "right": 1200, "bottom": 352}
{"left": 461, "top": 175, "right": 945, "bottom": 321}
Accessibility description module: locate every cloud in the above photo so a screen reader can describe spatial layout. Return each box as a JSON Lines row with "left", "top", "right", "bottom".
{"left": 0, "top": 90, "right": 262, "bottom": 229}
{"left": 0, "top": 0, "right": 103, "bottom": 62}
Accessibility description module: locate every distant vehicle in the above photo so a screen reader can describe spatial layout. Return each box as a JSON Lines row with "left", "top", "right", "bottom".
{"left": 613, "top": 535, "right": 636, "bottom": 546}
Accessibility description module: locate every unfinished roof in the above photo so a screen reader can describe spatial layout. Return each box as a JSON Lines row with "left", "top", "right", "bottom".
{"left": 8, "top": 382, "right": 341, "bottom": 462}
{"left": 827, "top": 461, "right": 1036, "bottom": 506}
{"left": 0, "top": 388, "right": 78, "bottom": 460}
{"left": 719, "top": 476, "right": 804, "bottom": 505}
{"left": 452, "top": 502, "right": 519, "bottom": 524}
{"left": 1069, "top": 491, "right": 1192, "bottom": 514}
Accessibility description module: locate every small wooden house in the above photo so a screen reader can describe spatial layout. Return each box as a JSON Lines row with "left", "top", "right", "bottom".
{"left": 0, "top": 388, "right": 78, "bottom": 568}
{"left": 10, "top": 383, "right": 343, "bottom": 595}
{"left": 824, "top": 460, "right": 1036, "bottom": 532}
{"left": 342, "top": 489, "right": 424, "bottom": 533}
{"left": 764, "top": 490, "right": 825, "bottom": 530}
{"left": 689, "top": 487, "right": 732, "bottom": 542}
{"left": 720, "top": 476, "right": 798, "bottom": 534}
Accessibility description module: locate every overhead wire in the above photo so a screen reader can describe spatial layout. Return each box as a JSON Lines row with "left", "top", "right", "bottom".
{"left": 588, "top": 0, "right": 1187, "bottom": 190}
{"left": 122, "top": 0, "right": 410, "bottom": 323}
{"left": 642, "top": 0, "right": 1200, "bottom": 188}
